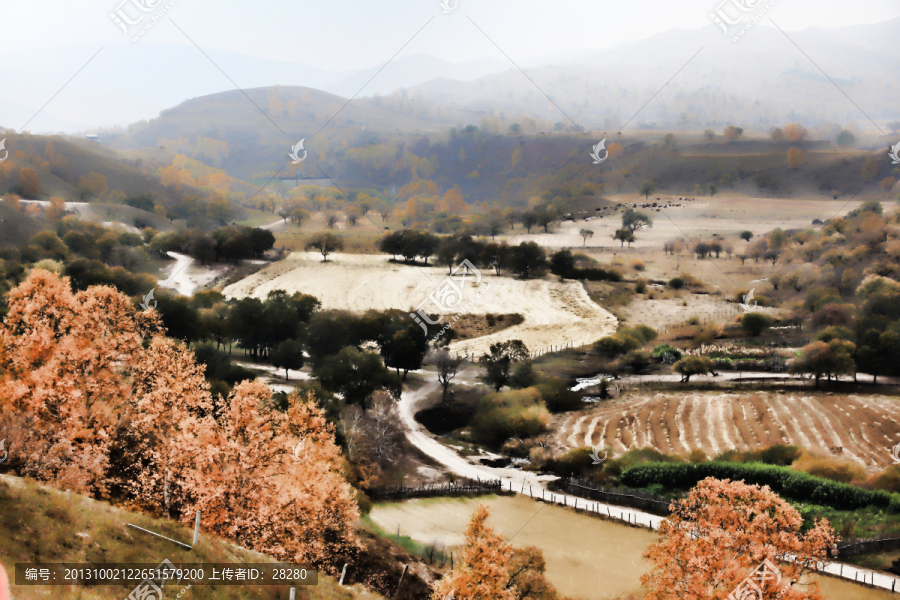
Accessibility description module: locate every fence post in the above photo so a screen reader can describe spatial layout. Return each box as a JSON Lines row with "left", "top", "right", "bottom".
{"left": 394, "top": 565, "right": 409, "bottom": 599}
{"left": 192, "top": 510, "right": 201, "bottom": 548}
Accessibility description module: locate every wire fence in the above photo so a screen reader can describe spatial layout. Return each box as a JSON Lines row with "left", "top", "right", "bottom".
{"left": 566, "top": 478, "right": 676, "bottom": 515}
{"left": 367, "top": 479, "right": 502, "bottom": 501}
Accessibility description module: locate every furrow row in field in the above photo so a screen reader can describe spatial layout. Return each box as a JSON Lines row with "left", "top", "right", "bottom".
{"left": 547, "top": 392, "right": 900, "bottom": 471}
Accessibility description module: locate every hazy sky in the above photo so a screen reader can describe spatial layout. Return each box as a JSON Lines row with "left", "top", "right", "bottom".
{"left": 2, "top": 0, "right": 898, "bottom": 70}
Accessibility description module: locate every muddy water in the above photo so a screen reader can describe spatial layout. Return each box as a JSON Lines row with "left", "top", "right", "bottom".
{"left": 370, "top": 495, "right": 897, "bottom": 600}
{"left": 371, "top": 495, "right": 655, "bottom": 599}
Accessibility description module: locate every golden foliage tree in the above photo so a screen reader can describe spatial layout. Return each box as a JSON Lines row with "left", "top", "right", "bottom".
{"left": 642, "top": 478, "right": 835, "bottom": 600}
{"left": 607, "top": 142, "right": 624, "bottom": 158}
{"left": 0, "top": 271, "right": 361, "bottom": 571}
{"left": 0, "top": 271, "right": 161, "bottom": 493}
{"left": 433, "top": 504, "right": 561, "bottom": 600}
{"left": 181, "top": 382, "right": 360, "bottom": 570}
{"left": 79, "top": 171, "right": 108, "bottom": 197}
{"left": 784, "top": 122, "right": 808, "bottom": 142}
{"left": 17, "top": 167, "right": 41, "bottom": 198}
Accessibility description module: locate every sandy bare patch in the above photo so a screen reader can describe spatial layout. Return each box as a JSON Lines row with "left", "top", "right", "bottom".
{"left": 222, "top": 252, "right": 617, "bottom": 356}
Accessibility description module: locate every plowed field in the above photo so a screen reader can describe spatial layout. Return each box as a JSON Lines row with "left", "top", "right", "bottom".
{"left": 550, "top": 392, "right": 900, "bottom": 471}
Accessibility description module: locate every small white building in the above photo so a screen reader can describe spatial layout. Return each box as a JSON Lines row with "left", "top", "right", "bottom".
{"left": 86, "top": 135, "right": 99, "bottom": 143}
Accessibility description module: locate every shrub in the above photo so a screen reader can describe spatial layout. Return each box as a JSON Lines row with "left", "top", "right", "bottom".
{"left": 814, "top": 326, "right": 856, "bottom": 344}
{"left": 668, "top": 277, "right": 684, "bottom": 289}
{"left": 626, "top": 324, "right": 657, "bottom": 344}
{"left": 355, "top": 489, "right": 373, "bottom": 515}
{"left": 687, "top": 448, "right": 708, "bottom": 463}
{"left": 651, "top": 344, "right": 683, "bottom": 361}
{"left": 811, "top": 303, "right": 853, "bottom": 327}
{"left": 535, "top": 377, "right": 582, "bottom": 412}
{"left": 740, "top": 312, "right": 773, "bottom": 336}
{"left": 594, "top": 335, "right": 640, "bottom": 358}
{"left": 635, "top": 278, "right": 647, "bottom": 294}
{"left": 680, "top": 273, "right": 705, "bottom": 288}
{"left": 602, "top": 447, "right": 682, "bottom": 480}
{"left": 509, "top": 361, "right": 538, "bottom": 389}
{"left": 546, "top": 447, "right": 596, "bottom": 477}
{"left": 630, "top": 259, "right": 646, "bottom": 271}
{"left": 791, "top": 451, "right": 866, "bottom": 484}
{"left": 870, "top": 465, "right": 900, "bottom": 493}
{"left": 621, "top": 461, "right": 896, "bottom": 512}
{"left": 470, "top": 387, "right": 550, "bottom": 447}
{"left": 622, "top": 350, "right": 650, "bottom": 373}
{"left": 758, "top": 444, "right": 802, "bottom": 466}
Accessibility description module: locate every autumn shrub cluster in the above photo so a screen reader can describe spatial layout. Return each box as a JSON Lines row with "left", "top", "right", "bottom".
{"left": 470, "top": 387, "right": 550, "bottom": 447}
{"left": 0, "top": 270, "right": 360, "bottom": 571}
{"left": 593, "top": 324, "right": 657, "bottom": 358}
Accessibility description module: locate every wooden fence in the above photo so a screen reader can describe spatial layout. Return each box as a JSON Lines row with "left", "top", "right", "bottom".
{"left": 567, "top": 478, "right": 675, "bottom": 514}
{"left": 837, "top": 535, "right": 900, "bottom": 557}
{"left": 367, "top": 479, "right": 502, "bottom": 501}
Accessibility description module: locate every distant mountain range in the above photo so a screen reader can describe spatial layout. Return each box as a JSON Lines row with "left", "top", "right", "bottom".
{"left": 2, "top": 17, "right": 897, "bottom": 134}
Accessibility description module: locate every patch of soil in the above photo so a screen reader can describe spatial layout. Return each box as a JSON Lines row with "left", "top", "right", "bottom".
{"left": 447, "top": 313, "right": 524, "bottom": 341}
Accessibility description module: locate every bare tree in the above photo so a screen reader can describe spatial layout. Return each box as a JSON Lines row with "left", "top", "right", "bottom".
{"left": 426, "top": 350, "right": 466, "bottom": 404}
{"left": 367, "top": 392, "right": 403, "bottom": 462}
{"left": 579, "top": 229, "right": 594, "bottom": 247}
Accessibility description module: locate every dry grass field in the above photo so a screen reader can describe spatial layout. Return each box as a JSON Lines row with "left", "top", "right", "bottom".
{"left": 222, "top": 252, "right": 618, "bottom": 356}
{"left": 549, "top": 391, "right": 900, "bottom": 472}
{"left": 501, "top": 193, "right": 867, "bottom": 297}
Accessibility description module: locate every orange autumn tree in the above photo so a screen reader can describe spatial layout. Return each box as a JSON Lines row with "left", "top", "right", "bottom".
{"left": 181, "top": 381, "right": 360, "bottom": 571}
{"left": 0, "top": 270, "right": 162, "bottom": 494}
{"left": 433, "top": 504, "right": 563, "bottom": 600}
{"left": 0, "top": 270, "right": 361, "bottom": 571}
{"left": 128, "top": 335, "right": 214, "bottom": 518}
{"left": 642, "top": 478, "right": 836, "bottom": 600}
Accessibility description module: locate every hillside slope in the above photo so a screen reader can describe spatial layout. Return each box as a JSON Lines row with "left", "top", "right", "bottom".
{"left": 0, "top": 474, "right": 383, "bottom": 600}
